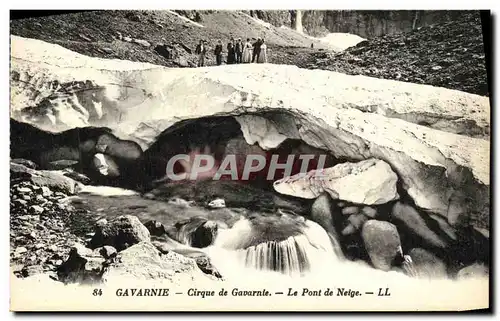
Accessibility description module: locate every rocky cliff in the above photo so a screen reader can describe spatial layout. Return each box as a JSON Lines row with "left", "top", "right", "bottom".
{"left": 245, "top": 10, "right": 474, "bottom": 38}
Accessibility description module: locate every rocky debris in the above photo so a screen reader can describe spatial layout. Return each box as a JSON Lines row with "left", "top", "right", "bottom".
{"left": 89, "top": 215, "right": 151, "bottom": 251}
{"left": 456, "top": 263, "right": 489, "bottom": 280}
{"left": 273, "top": 159, "right": 399, "bottom": 205}
{"left": 10, "top": 177, "right": 86, "bottom": 279}
{"left": 11, "top": 162, "right": 81, "bottom": 195}
{"left": 361, "top": 220, "right": 402, "bottom": 271}
{"left": 406, "top": 248, "right": 448, "bottom": 279}
{"left": 298, "top": 12, "right": 488, "bottom": 96}
{"left": 391, "top": 202, "right": 448, "bottom": 249}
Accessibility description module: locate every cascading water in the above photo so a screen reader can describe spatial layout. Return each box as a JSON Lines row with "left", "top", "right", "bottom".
{"left": 203, "top": 216, "right": 342, "bottom": 278}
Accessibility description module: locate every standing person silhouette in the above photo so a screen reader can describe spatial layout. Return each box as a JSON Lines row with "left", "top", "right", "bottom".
{"left": 242, "top": 38, "right": 253, "bottom": 63}
{"left": 195, "top": 40, "right": 206, "bottom": 67}
{"left": 235, "top": 38, "right": 243, "bottom": 63}
{"left": 214, "top": 40, "right": 223, "bottom": 66}
{"left": 257, "top": 38, "right": 268, "bottom": 63}
{"left": 227, "top": 38, "right": 236, "bottom": 64}
{"left": 252, "top": 37, "right": 262, "bottom": 63}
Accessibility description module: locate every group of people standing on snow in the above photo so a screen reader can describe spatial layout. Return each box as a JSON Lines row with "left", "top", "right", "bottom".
{"left": 195, "top": 37, "right": 268, "bottom": 67}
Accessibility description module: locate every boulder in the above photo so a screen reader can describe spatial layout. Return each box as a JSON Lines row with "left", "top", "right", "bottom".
{"left": 10, "top": 35, "right": 490, "bottom": 231}
{"left": 407, "top": 248, "right": 448, "bottom": 279}
{"left": 144, "top": 220, "right": 168, "bottom": 237}
{"left": 89, "top": 215, "right": 150, "bottom": 251}
{"left": 102, "top": 242, "right": 206, "bottom": 282}
{"left": 343, "top": 213, "right": 368, "bottom": 235}
{"left": 361, "top": 220, "right": 402, "bottom": 271}
{"left": 171, "top": 217, "right": 219, "bottom": 248}
{"left": 273, "top": 159, "right": 399, "bottom": 205}
{"left": 456, "top": 263, "right": 489, "bottom": 280}
{"left": 391, "top": 202, "right": 448, "bottom": 249}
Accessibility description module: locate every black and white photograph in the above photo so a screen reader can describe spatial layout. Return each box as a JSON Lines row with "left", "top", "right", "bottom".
{"left": 8, "top": 7, "right": 491, "bottom": 312}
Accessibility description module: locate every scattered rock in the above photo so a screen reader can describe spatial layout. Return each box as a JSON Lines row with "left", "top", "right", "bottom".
{"left": 341, "top": 213, "right": 369, "bottom": 236}
{"left": 89, "top": 215, "right": 150, "bottom": 251}
{"left": 29, "top": 205, "right": 44, "bottom": 215}
{"left": 41, "top": 186, "right": 52, "bottom": 197}
{"left": 361, "top": 206, "right": 377, "bottom": 218}
{"left": 342, "top": 206, "right": 359, "bottom": 215}
{"left": 208, "top": 198, "right": 225, "bottom": 209}
{"left": 361, "top": 220, "right": 402, "bottom": 271}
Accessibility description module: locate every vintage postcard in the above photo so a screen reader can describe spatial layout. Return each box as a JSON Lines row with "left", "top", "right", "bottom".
{"left": 9, "top": 9, "right": 490, "bottom": 312}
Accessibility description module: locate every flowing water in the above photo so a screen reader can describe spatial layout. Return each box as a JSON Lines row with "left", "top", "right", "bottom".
{"left": 73, "top": 186, "right": 489, "bottom": 295}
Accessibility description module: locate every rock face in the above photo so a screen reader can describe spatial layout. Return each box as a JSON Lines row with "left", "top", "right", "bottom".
{"left": 273, "top": 158, "right": 399, "bottom": 204}
{"left": 361, "top": 220, "right": 402, "bottom": 271}
{"left": 10, "top": 35, "right": 490, "bottom": 232}
{"left": 89, "top": 215, "right": 151, "bottom": 251}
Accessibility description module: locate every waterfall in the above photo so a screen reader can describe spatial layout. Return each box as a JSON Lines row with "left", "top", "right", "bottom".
{"left": 206, "top": 216, "right": 341, "bottom": 277}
